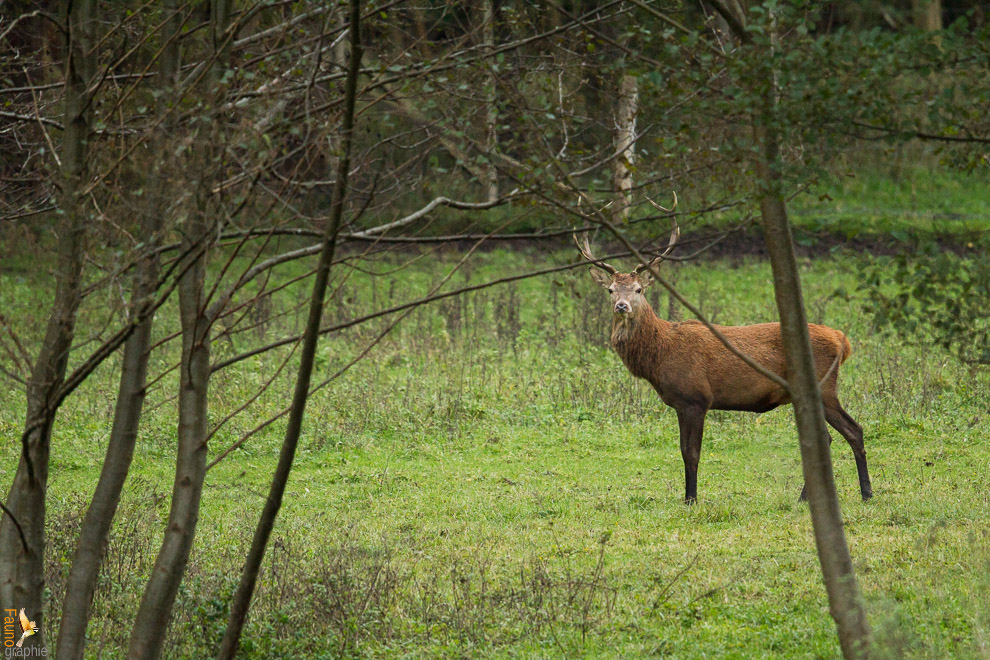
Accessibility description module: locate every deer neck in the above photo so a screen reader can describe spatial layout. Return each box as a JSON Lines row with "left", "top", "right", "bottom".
{"left": 610, "top": 306, "right": 670, "bottom": 381}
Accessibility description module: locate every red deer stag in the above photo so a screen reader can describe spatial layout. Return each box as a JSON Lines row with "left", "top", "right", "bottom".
{"left": 576, "top": 224, "right": 872, "bottom": 504}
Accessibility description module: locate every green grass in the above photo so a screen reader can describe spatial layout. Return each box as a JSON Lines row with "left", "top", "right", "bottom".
{"left": 653, "top": 150, "right": 990, "bottom": 242}
{"left": 3, "top": 239, "right": 989, "bottom": 658}
{"left": 789, "top": 161, "right": 990, "bottom": 239}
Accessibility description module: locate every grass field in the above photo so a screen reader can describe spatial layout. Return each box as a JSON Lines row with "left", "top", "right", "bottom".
{"left": 2, "top": 204, "right": 989, "bottom": 657}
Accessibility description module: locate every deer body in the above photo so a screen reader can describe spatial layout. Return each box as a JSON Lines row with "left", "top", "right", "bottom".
{"left": 613, "top": 311, "right": 849, "bottom": 412}
{"left": 579, "top": 237, "right": 872, "bottom": 504}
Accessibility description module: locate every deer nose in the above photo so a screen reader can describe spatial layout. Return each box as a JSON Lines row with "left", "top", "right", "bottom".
{"left": 614, "top": 301, "right": 630, "bottom": 314}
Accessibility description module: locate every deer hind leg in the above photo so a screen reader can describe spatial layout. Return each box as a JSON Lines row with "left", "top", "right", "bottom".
{"left": 824, "top": 401, "right": 873, "bottom": 501}
{"left": 798, "top": 403, "right": 873, "bottom": 502}
{"left": 676, "top": 405, "right": 707, "bottom": 504}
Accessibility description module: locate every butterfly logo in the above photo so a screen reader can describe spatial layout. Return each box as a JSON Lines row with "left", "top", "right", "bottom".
{"left": 16, "top": 608, "right": 37, "bottom": 648}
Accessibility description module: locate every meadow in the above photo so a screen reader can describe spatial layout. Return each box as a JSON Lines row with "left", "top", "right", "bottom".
{"left": 1, "top": 175, "right": 989, "bottom": 658}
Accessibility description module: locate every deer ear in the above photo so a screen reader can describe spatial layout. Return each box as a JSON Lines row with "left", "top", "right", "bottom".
{"left": 637, "top": 269, "right": 655, "bottom": 288}
{"left": 588, "top": 267, "right": 612, "bottom": 288}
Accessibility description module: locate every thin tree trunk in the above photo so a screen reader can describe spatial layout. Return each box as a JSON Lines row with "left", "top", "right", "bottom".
{"left": 210, "top": 0, "right": 233, "bottom": 84}
{"left": 127, "top": 1, "right": 227, "bottom": 655}
{"left": 707, "top": 1, "right": 872, "bottom": 655}
{"left": 126, "top": 216, "right": 210, "bottom": 660}
{"left": 613, "top": 74, "right": 638, "bottom": 221}
{"left": 755, "top": 118, "right": 871, "bottom": 659}
{"left": 216, "top": 1, "right": 363, "bottom": 656}
{"left": 754, "top": 90, "right": 871, "bottom": 660}
{"left": 55, "top": 5, "right": 180, "bottom": 650}
{"left": 0, "top": 0, "right": 96, "bottom": 648}
{"left": 912, "top": 0, "right": 942, "bottom": 31}
{"left": 483, "top": 0, "right": 498, "bottom": 202}
{"left": 55, "top": 218, "right": 161, "bottom": 658}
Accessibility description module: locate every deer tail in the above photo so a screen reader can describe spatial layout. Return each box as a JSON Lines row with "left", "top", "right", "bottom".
{"left": 840, "top": 333, "right": 853, "bottom": 364}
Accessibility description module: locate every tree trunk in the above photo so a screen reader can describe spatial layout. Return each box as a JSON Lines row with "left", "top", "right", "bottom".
{"left": 613, "top": 74, "right": 638, "bottom": 222}
{"left": 56, "top": 217, "right": 161, "bottom": 658}
{"left": 210, "top": 0, "right": 233, "bottom": 85}
{"left": 706, "top": 1, "right": 872, "bottom": 655}
{"left": 754, "top": 98, "right": 871, "bottom": 660}
{"left": 126, "top": 216, "right": 210, "bottom": 660}
{"left": 703, "top": 1, "right": 737, "bottom": 50}
{"left": 127, "top": 1, "right": 227, "bottom": 655}
{"left": 912, "top": 0, "right": 942, "bottom": 31}
{"left": 55, "top": 4, "right": 179, "bottom": 651}
{"left": 483, "top": 0, "right": 498, "bottom": 202}
{"left": 216, "top": 1, "right": 363, "bottom": 656}
{"left": 0, "top": 0, "right": 97, "bottom": 648}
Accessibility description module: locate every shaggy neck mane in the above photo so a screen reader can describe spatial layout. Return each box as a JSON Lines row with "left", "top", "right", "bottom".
{"left": 610, "top": 305, "right": 669, "bottom": 381}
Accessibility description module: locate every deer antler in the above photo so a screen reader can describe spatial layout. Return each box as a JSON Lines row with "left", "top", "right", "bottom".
{"left": 646, "top": 191, "right": 678, "bottom": 213}
{"left": 573, "top": 231, "right": 618, "bottom": 274}
{"left": 634, "top": 218, "right": 680, "bottom": 275}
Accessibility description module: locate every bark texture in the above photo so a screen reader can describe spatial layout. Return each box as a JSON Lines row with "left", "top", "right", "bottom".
{"left": 912, "top": 0, "right": 942, "bottom": 31}
{"left": 125, "top": 218, "right": 210, "bottom": 660}
{"left": 483, "top": 0, "right": 498, "bottom": 202}
{"left": 127, "top": 1, "right": 227, "bottom": 655}
{"left": 613, "top": 74, "right": 638, "bottom": 221}
{"left": 754, "top": 94, "right": 871, "bottom": 660}
{"left": 55, "top": 222, "right": 161, "bottom": 659}
{"left": 56, "top": 4, "right": 180, "bottom": 652}
{"left": 0, "top": 0, "right": 97, "bottom": 648}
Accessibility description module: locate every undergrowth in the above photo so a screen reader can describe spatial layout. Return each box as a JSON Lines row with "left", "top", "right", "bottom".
{"left": 2, "top": 222, "right": 989, "bottom": 657}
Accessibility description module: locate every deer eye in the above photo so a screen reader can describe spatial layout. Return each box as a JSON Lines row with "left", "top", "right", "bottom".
{"left": 608, "top": 287, "right": 615, "bottom": 294}
{"left": 634, "top": 286, "right": 642, "bottom": 293}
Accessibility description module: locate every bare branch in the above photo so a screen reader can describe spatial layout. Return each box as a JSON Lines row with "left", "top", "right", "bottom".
{"left": 211, "top": 257, "right": 616, "bottom": 374}
{"left": 349, "top": 191, "right": 521, "bottom": 239}
{"left": 0, "top": 9, "right": 64, "bottom": 43}
{"left": 209, "top": 218, "right": 514, "bottom": 470}
{"left": 0, "top": 110, "right": 64, "bottom": 130}
{"left": 851, "top": 120, "right": 990, "bottom": 145}
{"left": 625, "top": 0, "right": 727, "bottom": 57}
{"left": 230, "top": 4, "right": 332, "bottom": 51}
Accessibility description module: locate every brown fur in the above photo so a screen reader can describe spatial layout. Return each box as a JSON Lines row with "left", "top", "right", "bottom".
{"left": 589, "top": 268, "right": 872, "bottom": 503}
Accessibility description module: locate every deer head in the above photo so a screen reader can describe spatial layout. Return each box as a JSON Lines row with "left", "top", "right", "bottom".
{"left": 574, "top": 213, "right": 679, "bottom": 320}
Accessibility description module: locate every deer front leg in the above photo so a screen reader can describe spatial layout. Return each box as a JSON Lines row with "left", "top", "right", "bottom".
{"left": 676, "top": 406, "right": 707, "bottom": 504}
